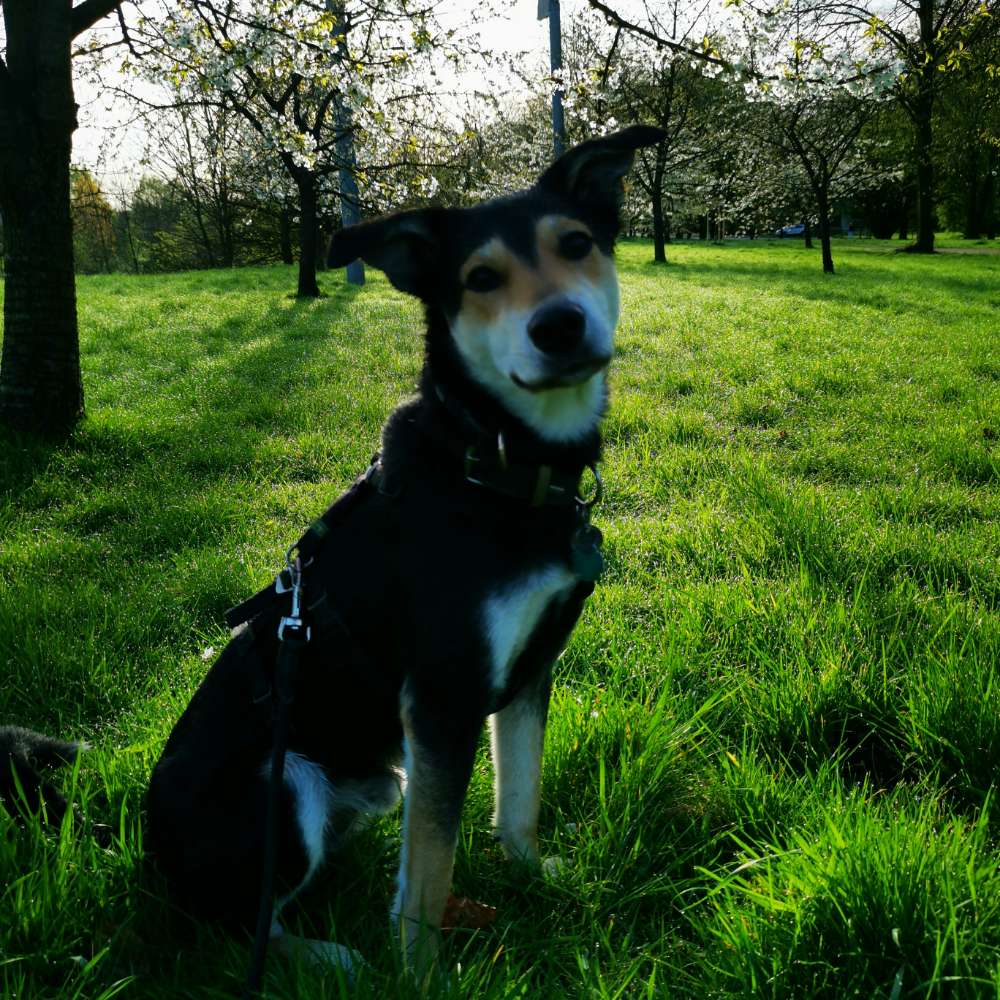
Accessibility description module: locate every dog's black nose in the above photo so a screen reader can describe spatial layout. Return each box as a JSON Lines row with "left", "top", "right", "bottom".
{"left": 527, "top": 302, "right": 586, "bottom": 355}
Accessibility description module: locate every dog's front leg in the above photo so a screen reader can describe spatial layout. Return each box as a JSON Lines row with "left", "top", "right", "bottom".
{"left": 489, "top": 671, "right": 551, "bottom": 865}
{"left": 393, "top": 689, "right": 480, "bottom": 977}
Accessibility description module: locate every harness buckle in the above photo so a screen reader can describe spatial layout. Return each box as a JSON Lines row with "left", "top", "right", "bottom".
{"left": 277, "top": 617, "right": 311, "bottom": 643}
{"left": 464, "top": 445, "right": 484, "bottom": 486}
{"left": 277, "top": 550, "right": 311, "bottom": 644}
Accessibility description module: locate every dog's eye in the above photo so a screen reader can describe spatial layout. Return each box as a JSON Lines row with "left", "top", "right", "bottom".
{"left": 559, "top": 231, "right": 593, "bottom": 260}
{"left": 465, "top": 266, "right": 503, "bottom": 294}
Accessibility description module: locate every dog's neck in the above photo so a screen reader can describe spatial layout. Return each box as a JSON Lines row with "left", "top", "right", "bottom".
{"left": 417, "top": 305, "right": 603, "bottom": 471}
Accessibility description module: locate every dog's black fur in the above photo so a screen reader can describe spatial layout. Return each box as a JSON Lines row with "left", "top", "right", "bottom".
{"left": 0, "top": 726, "right": 83, "bottom": 827}
{"left": 27, "top": 126, "right": 665, "bottom": 971}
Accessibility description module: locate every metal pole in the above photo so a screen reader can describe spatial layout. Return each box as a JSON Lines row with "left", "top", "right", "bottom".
{"left": 330, "top": 2, "right": 364, "bottom": 285}
{"left": 549, "top": 0, "right": 566, "bottom": 159}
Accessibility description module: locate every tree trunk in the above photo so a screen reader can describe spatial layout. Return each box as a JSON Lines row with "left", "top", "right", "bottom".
{"left": 279, "top": 206, "right": 294, "bottom": 265}
{"left": 650, "top": 153, "right": 666, "bottom": 264}
{"left": 0, "top": 0, "right": 84, "bottom": 434}
{"left": 295, "top": 172, "right": 321, "bottom": 298}
{"left": 984, "top": 147, "right": 998, "bottom": 240}
{"left": 911, "top": 95, "right": 935, "bottom": 251}
{"left": 908, "top": 3, "right": 936, "bottom": 256}
{"left": 651, "top": 183, "right": 666, "bottom": 263}
{"left": 121, "top": 209, "right": 141, "bottom": 273}
{"left": 316, "top": 225, "right": 328, "bottom": 272}
{"left": 331, "top": 4, "right": 365, "bottom": 286}
{"left": 817, "top": 190, "right": 834, "bottom": 274}
{"left": 217, "top": 206, "right": 235, "bottom": 268}
{"left": 1, "top": 141, "right": 83, "bottom": 434}
{"left": 804, "top": 217, "right": 813, "bottom": 249}
{"left": 898, "top": 194, "right": 909, "bottom": 241}
{"left": 962, "top": 144, "right": 982, "bottom": 240}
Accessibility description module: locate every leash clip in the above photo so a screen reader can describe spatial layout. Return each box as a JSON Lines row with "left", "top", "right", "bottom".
{"left": 277, "top": 547, "right": 311, "bottom": 643}
{"left": 464, "top": 445, "right": 484, "bottom": 486}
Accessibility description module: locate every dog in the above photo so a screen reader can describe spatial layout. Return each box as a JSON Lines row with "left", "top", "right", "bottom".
{"left": 145, "top": 125, "right": 666, "bottom": 975}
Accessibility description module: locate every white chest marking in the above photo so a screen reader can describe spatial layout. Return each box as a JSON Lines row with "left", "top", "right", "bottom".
{"left": 484, "top": 566, "right": 577, "bottom": 691}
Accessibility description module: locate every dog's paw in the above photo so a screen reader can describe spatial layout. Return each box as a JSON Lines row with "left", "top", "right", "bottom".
{"left": 300, "top": 939, "right": 366, "bottom": 974}
{"left": 271, "top": 930, "right": 366, "bottom": 979}
{"left": 541, "top": 855, "right": 567, "bottom": 878}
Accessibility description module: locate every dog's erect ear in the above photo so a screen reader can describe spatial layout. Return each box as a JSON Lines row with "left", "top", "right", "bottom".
{"left": 536, "top": 125, "right": 666, "bottom": 222}
{"left": 328, "top": 209, "right": 442, "bottom": 298}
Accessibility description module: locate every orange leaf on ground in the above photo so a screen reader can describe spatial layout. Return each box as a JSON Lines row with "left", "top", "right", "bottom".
{"left": 441, "top": 893, "right": 498, "bottom": 931}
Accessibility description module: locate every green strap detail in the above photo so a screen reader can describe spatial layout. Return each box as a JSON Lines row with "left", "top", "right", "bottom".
{"left": 530, "top": 464, "right": 552, "bottom": 507}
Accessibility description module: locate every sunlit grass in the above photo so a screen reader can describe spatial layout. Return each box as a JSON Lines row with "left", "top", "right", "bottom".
{"left": 1, "top": 237, "right": 999, "bottom": 997}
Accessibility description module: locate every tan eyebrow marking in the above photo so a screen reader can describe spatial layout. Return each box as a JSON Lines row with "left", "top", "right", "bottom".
{"left": 459, "top": 238, "right": 510, "bottom": 285}
{"left": 535, "top": 216, "right": 607, "bottom": 289}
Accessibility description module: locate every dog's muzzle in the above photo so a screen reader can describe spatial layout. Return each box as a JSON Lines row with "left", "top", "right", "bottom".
{"left": 514, "top": 301, "right": 611, "bottom": 392}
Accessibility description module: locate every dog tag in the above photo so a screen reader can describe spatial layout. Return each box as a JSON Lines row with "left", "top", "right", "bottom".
{"left": 571, "top": 522, "right": 604, "bottom": 583}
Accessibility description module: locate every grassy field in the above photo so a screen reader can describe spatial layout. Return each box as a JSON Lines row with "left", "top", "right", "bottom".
{"left": 1, "top": 237, "right": 999, "bottom": 999}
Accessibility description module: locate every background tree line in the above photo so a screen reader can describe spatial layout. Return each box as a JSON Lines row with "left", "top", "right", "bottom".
{"left": 1, "top": 0, "right": 997, "bottom": 433}
{"left": 17, "top": 0, "right": 995, "bottom": 282}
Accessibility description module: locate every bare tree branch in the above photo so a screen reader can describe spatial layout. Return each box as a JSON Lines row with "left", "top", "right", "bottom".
{"left": 585, "top": 0, "right": 728, "bottom": 69}
{"left": 70, "top": 0, "right": 123, "bottom": 39}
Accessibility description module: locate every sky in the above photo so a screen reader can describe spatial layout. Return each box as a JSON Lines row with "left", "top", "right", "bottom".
{"left": 71, "top": 0, "right": 594, "bottom": 187}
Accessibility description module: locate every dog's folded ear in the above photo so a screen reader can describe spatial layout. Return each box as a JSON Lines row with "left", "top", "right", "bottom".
{"left": 328, "top": 209, "right": 443, "bottom": 298}
{"left": 537, "top": 125, "right": 666, "bottom": 223}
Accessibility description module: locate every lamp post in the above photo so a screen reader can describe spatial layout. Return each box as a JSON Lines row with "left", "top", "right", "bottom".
{"left": 538, "top": 0, "right": 566, "bottom": 159}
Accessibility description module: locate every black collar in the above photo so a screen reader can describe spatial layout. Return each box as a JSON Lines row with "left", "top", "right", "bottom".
{"left": 432, "top": 383, "right": 597, "bottom": 508}
{"left": 375, "top": 384, "right": 600, "bottom": 509}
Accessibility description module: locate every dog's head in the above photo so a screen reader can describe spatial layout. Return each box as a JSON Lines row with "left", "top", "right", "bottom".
{"left": 329, "top": 126, "right": 665, "bottom": 442}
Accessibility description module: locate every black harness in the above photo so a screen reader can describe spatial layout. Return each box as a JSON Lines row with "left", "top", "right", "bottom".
{"left": 238, "top": 402, "right": 604, "bottom": 996}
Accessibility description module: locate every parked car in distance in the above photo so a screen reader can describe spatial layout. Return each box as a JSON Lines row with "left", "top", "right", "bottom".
{"left": 776, "top": 223, "right": 806, "bottom": 237}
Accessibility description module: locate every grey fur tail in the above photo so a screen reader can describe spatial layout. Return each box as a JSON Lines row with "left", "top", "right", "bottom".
{"left": 0, "top": 725, "right": 84, "bottom": 825}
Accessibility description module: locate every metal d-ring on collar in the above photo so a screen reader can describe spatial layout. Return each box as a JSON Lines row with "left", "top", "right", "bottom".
{"left": 464, "top": 431, "right": 508, "bottom": 483}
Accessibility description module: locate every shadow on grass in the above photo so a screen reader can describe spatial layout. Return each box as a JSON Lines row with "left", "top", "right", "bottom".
{"left": 0, "top": 278, "right": 369, "bottom": 732}
{"left": 0, "top": 430, "right": 62, "bottom": 510}
{"left": 2, "top": 280, "right": 364, "bottom": 508}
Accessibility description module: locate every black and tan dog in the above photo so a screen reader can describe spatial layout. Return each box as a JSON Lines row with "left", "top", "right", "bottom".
{"left": 145, "top": 125, "right": 665, "bottom": 973}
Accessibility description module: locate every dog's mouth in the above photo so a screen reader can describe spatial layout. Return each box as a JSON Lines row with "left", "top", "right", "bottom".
{"left": 511, "top": 355, "right": 611, "bottom": 393}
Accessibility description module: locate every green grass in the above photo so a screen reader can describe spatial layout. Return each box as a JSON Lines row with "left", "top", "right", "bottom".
{"left": 1, "top": 237, "right": 998, "bottom": 998}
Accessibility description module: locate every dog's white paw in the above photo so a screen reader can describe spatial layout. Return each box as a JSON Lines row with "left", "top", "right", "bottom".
{"left": 541, "top": 855, "right": 567, "bottom": 878}
{"left": 270, "top": 928, "right": 366, "bottom": 978}
{"left": 300, "top": 938, "right": 366, "bottom": 974}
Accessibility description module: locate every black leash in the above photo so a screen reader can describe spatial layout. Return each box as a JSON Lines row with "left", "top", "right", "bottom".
{"left": 242, "top": 552, "right": 311, "bottom": 999}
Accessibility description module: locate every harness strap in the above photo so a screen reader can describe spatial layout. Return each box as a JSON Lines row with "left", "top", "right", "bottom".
{"left": 224, "top": 465, "right": 377, "bottom": 634}
{"left": 224, "top": 572, "right": 291, "bottom": 632}
{"left": 243, "top": 623, "right": 308, "bottom": 999}
{"left": 295, "top": 466, "right": 376, "bottom": 562}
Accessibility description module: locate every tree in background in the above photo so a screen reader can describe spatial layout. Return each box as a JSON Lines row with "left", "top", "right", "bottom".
{"left": 71, "top": 168, "right": 116, "bottom": 273}
{"left": 936, "top": 24, "right": 1000, "bottom": 238}
{"left": 0, "top": 0, "right": 126, "bottom": 434}
{"left": 729, "top": 0, "right": 894, "bottom": 272}
{"left": 564, "top": 3, "right": 711, "bottom": 264}
{"left": 827, "top": 0, "right": 999, "bottom": 252}
{"left": 128, "top": 0, "right": 472, "bottom": 297}
{"left": 851, "top": 104, "right": 914, "bottom": 238}
{"left": 140, "top": 102, "right": 252, "bottom": 270}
